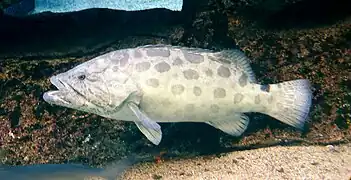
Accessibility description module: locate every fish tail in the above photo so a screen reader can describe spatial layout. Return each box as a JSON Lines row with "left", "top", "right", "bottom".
{"left": 3, "top": 0, "right": 34, "bottom": 17}
{"left": 265, "top": 79, "right": 313, "bottom": 129}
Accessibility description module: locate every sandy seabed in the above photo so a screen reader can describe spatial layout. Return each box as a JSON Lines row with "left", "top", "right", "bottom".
{"left": 121, "top": 144, "right": 351, "bottom": 180}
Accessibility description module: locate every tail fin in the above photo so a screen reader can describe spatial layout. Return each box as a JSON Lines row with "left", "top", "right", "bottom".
{"left": 265, "top": 79, "right": 312, "bottom": 129}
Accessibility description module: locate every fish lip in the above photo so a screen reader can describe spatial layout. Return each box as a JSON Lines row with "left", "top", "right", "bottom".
{"left": 43, "top": 91, "right": 71, "bottom": 105}
{"left": 43, "top": 75, "right": 72, "bottom": 105}
{"left": 50, "top": 75, "right": 66, "bottom": 91}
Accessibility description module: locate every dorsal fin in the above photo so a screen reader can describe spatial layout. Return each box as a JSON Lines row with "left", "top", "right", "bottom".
{"left": 138, "top": 45, "right": 257, "bottom": 83}
{"left": 139, "top": 44, "right": 171, "bottom": 49}
{"left": 216, "top": 49, "right": 257, "bottom": 83}
{"left": 139, "top": 44, "right": 214, "bottom": 53}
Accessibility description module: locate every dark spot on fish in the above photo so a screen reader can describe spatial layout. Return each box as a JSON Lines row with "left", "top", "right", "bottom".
{"left": 182, "top": 50, "right": 204, "bottom": 64}
{"left": 135, "top": 62, "right": 151, "bottom": 72}
{"left": 183, "top": 69, "right": 199, "bottom": 80}
{"left": 234, "top": 93, "right": 244, "bottom": 104}
{"left": 193, "top": 86, "right": 202, "bottom": 96}
{"left": 146, "top": 78, "right": 159, "bottom": 88}
{"left": 171, "top": 84, "right": 185, "bottom": 95}
{"left": 110, "top": 51, "right": 129, "bottom": 66}
{"left": 217, "top": 65, "right": 231, "bottom": 78}
{"left": 238, "top": 73, "right": 248, "bottom": 87}
{"left": 254, "top": 95, "right": 260, "bottom": 104}
{"left": 213, "top": 88, "right": 226, "bottom": 98}
{"left": 146, "top": 48, "right": 170, "bottom": 57}
{"left": 154, "top": 61, "right": 171, "bottom": 73}
{"left": 173, "top": 57, "right": 183, "bottom": 65}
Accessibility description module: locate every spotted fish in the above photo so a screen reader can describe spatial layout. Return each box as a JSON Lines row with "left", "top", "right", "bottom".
{"left": 43, "top": 44, "right": 313, "bottom": 145}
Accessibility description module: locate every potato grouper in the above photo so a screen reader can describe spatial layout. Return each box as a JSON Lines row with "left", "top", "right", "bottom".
{"left": 43, "top": 44, "right": 313, "bottom": 145}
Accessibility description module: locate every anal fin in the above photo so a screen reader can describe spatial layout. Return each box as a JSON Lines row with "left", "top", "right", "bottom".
{"left": 206, "top": 113, "right": 250, "bottom": 136}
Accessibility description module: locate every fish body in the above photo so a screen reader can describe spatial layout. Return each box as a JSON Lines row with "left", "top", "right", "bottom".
{"left": 43, "top": 44, "right": 313, "bottom": 145}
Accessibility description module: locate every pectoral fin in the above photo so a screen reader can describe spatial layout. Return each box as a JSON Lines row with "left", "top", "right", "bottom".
{"left": 206, "top": 113, "right": 249, "bottom": 136}
{"left": 128, "top": 103, "right": 162, "bottom": 145}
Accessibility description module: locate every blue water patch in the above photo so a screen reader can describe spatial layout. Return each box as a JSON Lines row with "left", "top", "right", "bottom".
{"left": 0, "top": 156, "right": 139, "bottom": 180}
{"left": 3, "top": 0, "right": 35, "bottom": 16}
{"left": 0, "top": 164, "right": 104, "bottom": 180}
{"left": 4, "top": 0, "right": 183, "bottom": 16}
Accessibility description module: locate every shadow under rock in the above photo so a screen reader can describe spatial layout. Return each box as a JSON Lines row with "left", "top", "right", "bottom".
{"left": 0, "top": 0, "right": 234, "bottom": 60}
{"left": 116, "top": 115, "right": 348, "bottom": 163}
{"left": 115, "top": 114, "right": 303, "bottom": 158}
{"left": 238, "top": 0, "right": 351, "bottom": 30}
{"left": 0, "top": 8, "right": 183, "bottom": 59}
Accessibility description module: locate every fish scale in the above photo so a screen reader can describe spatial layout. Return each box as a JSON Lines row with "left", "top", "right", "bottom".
{"left": 43, "top": 44, "right": 313, "bottom": 145}
{"left": 127, "top": 46, "right": 256, "bottom": 121}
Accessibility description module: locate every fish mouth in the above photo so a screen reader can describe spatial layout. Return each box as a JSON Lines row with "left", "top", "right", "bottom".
{"left": 43, "top": 76, "right": 73, "bottom": 105}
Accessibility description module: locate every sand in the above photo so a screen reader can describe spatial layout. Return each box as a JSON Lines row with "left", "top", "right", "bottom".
{"left": 121, "top": 144, "right": 351, "bottom": 180}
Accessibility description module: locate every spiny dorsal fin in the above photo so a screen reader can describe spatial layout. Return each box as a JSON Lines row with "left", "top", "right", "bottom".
{"left": 139, "top": 44, "right": 171, "bottom": 49}
{"left": 139, "top": 44, "right": 214, "bottom": 54}
{"left": 139, "top": 44, "right": 256, "bottom": 83}
{"left": 216, "top": 49, "right": 257, "bottom": 83}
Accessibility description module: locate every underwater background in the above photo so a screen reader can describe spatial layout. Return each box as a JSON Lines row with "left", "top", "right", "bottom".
{"left": 0, "top": 0, "right": 350, "bottom": 179}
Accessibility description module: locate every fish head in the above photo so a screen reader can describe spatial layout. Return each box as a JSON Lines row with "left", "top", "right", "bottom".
{"left": 43, "top": 58, "right": 137, "bottom": 114}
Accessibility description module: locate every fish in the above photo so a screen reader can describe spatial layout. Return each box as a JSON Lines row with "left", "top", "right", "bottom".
{"left": 43, "top": 44, "right": 313, "bottom": 145}
{"left": 3, "top": 0, "right": 183, "bottom": 17}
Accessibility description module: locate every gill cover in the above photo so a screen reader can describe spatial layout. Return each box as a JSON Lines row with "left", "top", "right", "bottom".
{"left": 56, "top": 58, "right": 138, "bottom": 111}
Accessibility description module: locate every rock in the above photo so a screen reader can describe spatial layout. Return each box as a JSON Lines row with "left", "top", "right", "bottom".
{"left": 276, "top": 167, "right": 284, "bottom": 173}
{"left": 326, "top": 145, "right": 340, "bottom": 152}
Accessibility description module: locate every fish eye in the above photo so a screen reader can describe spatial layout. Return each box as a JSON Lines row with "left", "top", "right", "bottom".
{"left": 78, "top": 75, "right": 86, "bottom": 80}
